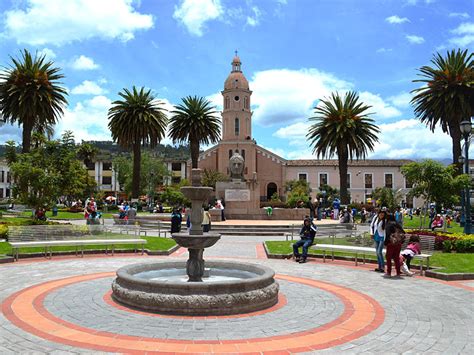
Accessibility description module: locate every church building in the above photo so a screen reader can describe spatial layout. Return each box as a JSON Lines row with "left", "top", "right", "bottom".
{"left": 198, "top": 55, "right": 416, "bottom": 212}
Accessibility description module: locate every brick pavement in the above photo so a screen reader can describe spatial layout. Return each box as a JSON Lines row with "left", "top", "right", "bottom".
{"left": 0, "top": 234, "right": 472, "bottom": 354}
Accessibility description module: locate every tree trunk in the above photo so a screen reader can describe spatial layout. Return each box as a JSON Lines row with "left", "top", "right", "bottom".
{"left": 132, "top": 142, "right": 141, "bottom": 199}
{"left": 190, "top": 140, "right": 199, "bottom": 169}
{"left": 449, "top": 121, "right": 462, "bottom": 174}
{"left": 22, "top": 121, "right": 32, "bottom": 153}
{"left": 338, "top": 149, "right": 349, "bottom": 205}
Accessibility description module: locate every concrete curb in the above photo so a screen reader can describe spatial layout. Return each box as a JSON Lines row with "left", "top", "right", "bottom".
{"left": 425, "top": 269, "right": 474, "bottom": 281}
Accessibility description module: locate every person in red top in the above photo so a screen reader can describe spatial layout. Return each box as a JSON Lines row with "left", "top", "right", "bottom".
{"left": 383, "top": 214, "right": 405, "bottom": 278}
{"left": 400, "top": 235, "right": 421, "bottom": 276}
{"left": 431, "top": 214, "right": 444, "bottom": 231}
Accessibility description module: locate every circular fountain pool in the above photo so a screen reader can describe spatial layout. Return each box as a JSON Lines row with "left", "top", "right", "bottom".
{"left": 111, "top": 261, "right": 279, "bottom": 316}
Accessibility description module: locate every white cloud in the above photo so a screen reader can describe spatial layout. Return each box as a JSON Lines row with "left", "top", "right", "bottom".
{"left": 388, "top": 92, "right": 413, "bottom": 109}
{"left": 406, "top": 34, "right": 425, "bottom": 44}
{"left": 38, "top": 48, "right": 56, "bottom": 59}
{"left": 71, "top": 80, "right": 107, "bottom": 95}
{"left": 370, "top": 119, "right": 452, "bottom": 159}
{"left": 359, "top": 92, "right": 402, "bottom": 119}
{"left": 248, "top": 68, "right": 353, "bottom": 126}
{"left": 376, "top": 47, "right": 393, "bottom": 53}
{"left": 385, "top": 15, "right": 410, "bottom": 24}
{"left": 3, "top": 0, "right": 154, "bottom": 45}
{"left": 449, "top": 22, "right": 474, "bottom": 47}
{"left": 246, "top": 6, "right": 262, "bottom": 27}
{"left": 173, "top": 0, "right": 223, "bottom": 36}
{"left": 449, "top": 12, "right": 470, "bottom": 19}
{"left": 71, "top": 55, "right": 99, "bottom": 70}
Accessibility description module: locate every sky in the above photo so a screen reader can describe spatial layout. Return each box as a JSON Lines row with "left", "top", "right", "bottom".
{"left": 0, "top": 0, "right": 473, "bottom": 161}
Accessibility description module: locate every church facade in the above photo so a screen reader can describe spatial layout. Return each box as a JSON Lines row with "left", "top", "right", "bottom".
{"left": 198, "top": 55, "right": 416, "bottom": 207}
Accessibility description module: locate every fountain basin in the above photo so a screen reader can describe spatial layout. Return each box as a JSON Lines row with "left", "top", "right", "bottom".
{"left": 171, "top": 233, "right": 221, "bottom": 249}
{"left": 111, "top": 261, "right": 279, "bottom": 315}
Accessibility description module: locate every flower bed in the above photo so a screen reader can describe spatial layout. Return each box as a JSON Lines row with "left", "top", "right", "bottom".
{"left": 406, "top": 229, "right": 474, "bottom": 253}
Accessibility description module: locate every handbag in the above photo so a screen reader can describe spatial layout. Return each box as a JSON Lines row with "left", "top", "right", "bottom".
{"left": 390, "top": 229, "right": 405, "bottom": 245}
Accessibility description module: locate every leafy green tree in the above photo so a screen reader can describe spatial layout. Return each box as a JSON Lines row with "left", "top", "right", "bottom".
{"left": 108, "top": 86, "right": 168, "bottom": 199}
{"left": 7, "top": 133, "right": 96, "bottom": 209}
{"left": 371, "top": 187, "right": 403, "bottom": 211}
{"left": 113, "top": 151, "right": 169, "bottom": 197}
{"left": 317, "top": 184, "right": 340, "bottom": 208}
{"left": 401, "top": 159, "right": 470, "bottom": 212}
{"left": 411, "top": 49, "right": 474, "bottom": 168}
{"left": 285, "top": 179, "right": 311, "bottom": 208}
{"left": 307, "top": 91, "right": 379, "bottom": 204}
{"left": 201, "top": 169, "right": 229, "bottom": 189}
{"left": 169, "top": 96, "right": 220, "bottom": 169}
{"left": 160, "top": 186, "right": 190, "bottom": 207}
{"left": 0, "top": 49, "right": 68, "bottom": 153}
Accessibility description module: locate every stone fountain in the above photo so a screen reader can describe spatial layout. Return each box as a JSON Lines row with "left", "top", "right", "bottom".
{"left": 111, "top": 169, "right": 279, "bottom": 315}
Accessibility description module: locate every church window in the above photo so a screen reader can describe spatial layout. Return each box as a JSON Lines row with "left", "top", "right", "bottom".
{"left": 241, "top": 150, "right": 245, "bottom": 160}
{"left": 235, "top": 118, "right": 240, "bottom": 136}
{"left": 234, "top": 96, "right": 240, "bottom": 101}
{"left": 229, "top": 150, "right": 233, "bottom": 158}
{"left": 244, "top": 97, "right": 248, "bottom": 109}
{"left": 225, "top": 96, "right": 230, "bottom": 109}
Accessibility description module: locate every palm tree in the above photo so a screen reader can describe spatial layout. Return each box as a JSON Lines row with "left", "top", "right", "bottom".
{"left": 108, "top": 86, "right": 168, "bottom": 199}
{"left": 169, "top": 96, "right": 220, "bottom": 169}
{"left": 77, "top": 142, "right": 99, "bottom": 168}
{"left": 411, "top": 49, "right": 474, "bottom": 168}
{"left": 307, "top": 91, "right": 380, "bottom": 204}
{"left": 0, "top": 49, "right": 68, "bottom": 153}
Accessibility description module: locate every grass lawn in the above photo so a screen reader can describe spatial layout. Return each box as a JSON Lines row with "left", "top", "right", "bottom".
{"left": 0, "top": 235, "right": 176, "bottom": 256}
{"left": 403, "top": 215, "right": 463, "bottom": 233}
{"left": 13, "top": 210, "right": 115, "bottom": 219}
{"left": 265, "top": 239, "right": 474, "bottom": 274}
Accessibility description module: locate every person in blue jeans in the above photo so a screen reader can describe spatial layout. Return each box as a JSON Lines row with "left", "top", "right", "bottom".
{"left": 370, "top": 209, "right": 387, "bottom": 272}
{"left": 293, "top": 217, "right": 317, "bottom": 263}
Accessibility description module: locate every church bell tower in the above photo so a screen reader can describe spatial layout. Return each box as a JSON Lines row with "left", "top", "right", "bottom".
{"left": 221, "top": 53, "right": 252, "bottom": 142}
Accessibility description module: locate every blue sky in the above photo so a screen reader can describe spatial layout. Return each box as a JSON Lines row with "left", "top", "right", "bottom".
{"left": 0, "top": 0, "right": 473, "bottom": 160}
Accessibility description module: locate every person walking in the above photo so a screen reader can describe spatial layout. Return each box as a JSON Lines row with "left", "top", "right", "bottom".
{"left": 202, "top": 207, "right": 211, "bottom": 232}
{"left": 370, "top": 209, "right": 387, "bottom": 273}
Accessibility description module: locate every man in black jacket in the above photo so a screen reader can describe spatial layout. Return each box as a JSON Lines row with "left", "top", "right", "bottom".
{"left": 293, "top": 217, "right": 317, "bottom": 263}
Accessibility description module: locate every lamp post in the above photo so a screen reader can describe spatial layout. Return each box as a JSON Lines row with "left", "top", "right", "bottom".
{"left": 459, "top": 155, "right": 466, "bottom": 227}
{"left": 460, "top": 120, "right": 472, "bottom": 234}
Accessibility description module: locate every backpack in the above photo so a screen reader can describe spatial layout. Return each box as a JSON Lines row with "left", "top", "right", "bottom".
{"left": 390, "top": 229, "right": 405, "bottom": 245}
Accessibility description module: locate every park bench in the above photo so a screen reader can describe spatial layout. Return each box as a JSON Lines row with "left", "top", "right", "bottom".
{"left": 284, "top": 223, "right": 356, "bottom": 241}
{"left": 137, "top": 220, "right": 170, "bottom": 238}
{"left": 8, "top": 225, "right": 146, "bottom": 261}
{"left": 111, "top": 217, "right": 170, "bottom": 238}
{"left": 310, "top": 243, "right": 432, "bottom": 275}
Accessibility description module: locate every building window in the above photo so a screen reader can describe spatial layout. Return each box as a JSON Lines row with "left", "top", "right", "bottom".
{"left": 241, "top": 149, "right": 245, "bottom": 160}
{"left": 0, "top": 171, "right": 3, "bottom": 183}
{"left": 229, "top": 149, "right": 233, "bottom": 158}
{"left": 6, "top": 188, "right": 10, "bottom": 197}
{"left": 6, "top": 172, "right": 10, "bottom": 183}
{"left": 103, "top": 162, "right": 112, "bottom": 171}
{"left": 102, "top": 176, "right": 112, "bottom": 185}
{"left": 172, "top": 176, "right": 181, "bottom": 184}
{"left": 171, "top": 162, "right": 181, "bottom": 171}
{"left": 298, "top": 173, "right": 307, "bottom": 181}
{"left": 364, "top": 173, "right": 373, "bottom": 189}
{"left": 405, "top": 178, "right": 413, "bottom": 189}
{"left": 384, "top": 174, "right": 393, "bottom": 188}
{"left": 234, "top": 118, "right": 240, "bottom": 136}
{"left": 0, "top": 189, "right": 3, "bottom": 198}
{"left": 225, "top": 96, "right": 230, "bottom": 109}
{"left": 86, "top": 161, "right": 95, "bottom": 170}
{"left": 319, "top": 173, "right": 328, "bottom": 186}
{"left": 347, "top": 173, "right": 351, "bottom": 189}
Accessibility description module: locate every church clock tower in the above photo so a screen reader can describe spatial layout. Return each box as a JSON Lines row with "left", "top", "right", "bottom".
{"left": 221, "top": 53, "right": 252, "bottom": 141}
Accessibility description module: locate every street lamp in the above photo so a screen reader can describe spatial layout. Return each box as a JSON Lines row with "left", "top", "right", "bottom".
{"left": 459, "top": 155, "right": 466, "bottom": 227}
{"left": 460, "top": 120, "right": 472, "bottom": 234}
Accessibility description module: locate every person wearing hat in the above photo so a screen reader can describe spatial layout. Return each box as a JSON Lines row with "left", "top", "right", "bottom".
{"left": 293, "top": 217, "right": 317, "bottom": 263}
{"left": 370, "top": 209, "right": 388, "bottom": 272}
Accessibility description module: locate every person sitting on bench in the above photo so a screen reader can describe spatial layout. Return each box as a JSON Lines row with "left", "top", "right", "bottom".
{"left": 293, "top": 217, "right": 317, "bottom": 263}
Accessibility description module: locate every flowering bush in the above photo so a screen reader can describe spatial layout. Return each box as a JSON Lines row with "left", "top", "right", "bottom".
{"left": 405, "top": 229, "right": 474, "bottom": 253}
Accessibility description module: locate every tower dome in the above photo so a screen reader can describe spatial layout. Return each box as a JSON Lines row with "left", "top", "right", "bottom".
{"left": 224, "top": 53, "right": 249, "bottom": 90}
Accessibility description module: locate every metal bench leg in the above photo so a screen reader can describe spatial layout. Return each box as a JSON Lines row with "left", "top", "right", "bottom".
{"left": 420, "top": 259, "right": 423, "bottom": 275}
{"left": 426, "top": 257, "right": 430, "bottom": 276}
{"left": 323, "top": 251, "right": 326, "bottom": 263}
{"left": 363, "top": 254, "right": 366, "bottom": 264}
{"left": 112, "top": 245, "right": 115, "bottom": 256}
{"left": 142, "top": 244, "right": 144, "bottom": 255}
{"left": 81, "top": 246, "right": 84, "bottom": 258}
{"left": 331, "top": 250, "right": 334, "bottom": 261}
{"left": 355, "top": 252, "right": 358, "bottom": 266}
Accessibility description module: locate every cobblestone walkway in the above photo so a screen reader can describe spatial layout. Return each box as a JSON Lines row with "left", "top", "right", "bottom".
{"left": 0, "top": 234, "right": 473, "bottom": 354}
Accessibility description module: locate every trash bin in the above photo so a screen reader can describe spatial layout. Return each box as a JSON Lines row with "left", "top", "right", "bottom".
{"left": 52, "top": 206, "right": 58, "bottom": 216}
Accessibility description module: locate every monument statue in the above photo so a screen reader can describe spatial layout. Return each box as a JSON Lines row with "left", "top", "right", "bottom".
{"left": 229, "top": 152, "right": 245, "bottom": 180}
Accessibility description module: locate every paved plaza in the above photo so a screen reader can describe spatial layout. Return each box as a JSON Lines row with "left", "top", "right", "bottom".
{"left": 0, "top": 233, "right": 473, "bottom": 354}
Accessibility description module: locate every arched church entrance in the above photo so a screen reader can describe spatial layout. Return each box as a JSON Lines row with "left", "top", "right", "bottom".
{"left": 267, "top": 183, "right": 278, "bottom": 200}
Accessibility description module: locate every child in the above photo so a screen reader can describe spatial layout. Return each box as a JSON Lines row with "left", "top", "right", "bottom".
{"left": 400, "top": 235, "right": 421, "bottom": 276}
